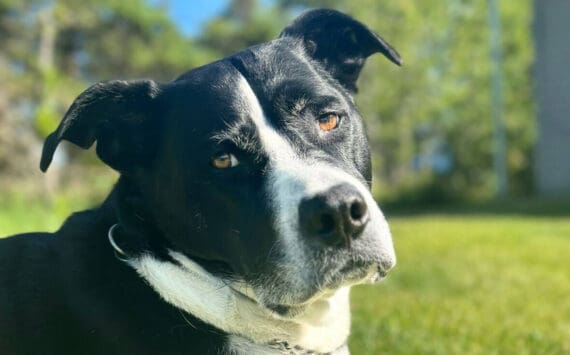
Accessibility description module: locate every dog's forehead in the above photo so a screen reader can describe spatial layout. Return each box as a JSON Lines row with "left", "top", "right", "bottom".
{"left": 164, "top": 62, "right": 254, "bottom": 141}
{"left": 165, "top": 39, "right": 349, "bottom": 153}
{"left": 230, "top": 39, "right": 345, "bottom": 106}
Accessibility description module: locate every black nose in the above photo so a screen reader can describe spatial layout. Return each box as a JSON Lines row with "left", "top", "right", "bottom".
{"left": 299, "top": 184, "right": 370, "bottom": 247}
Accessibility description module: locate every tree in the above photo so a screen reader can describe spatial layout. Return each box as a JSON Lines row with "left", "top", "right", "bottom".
{"left": 0, "top": 0, "right": 215, "bottom": 194}
{"left": 276, "top": 0, "right": 535, "bottom": 201}
{"left": 199, "top": 0, "right": 287, "bottom": 57}
{"left": 0, "top": 0, "right": 536, "bottom": 203}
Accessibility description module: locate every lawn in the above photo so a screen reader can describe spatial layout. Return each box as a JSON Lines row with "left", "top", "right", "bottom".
{"left": 1, "top": 203, "right": 569, "bottom": 354}
{"left": 350, "top": 213, "right": 570, "bottom": 355}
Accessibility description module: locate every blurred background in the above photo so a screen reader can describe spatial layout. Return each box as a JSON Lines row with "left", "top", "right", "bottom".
{"left": 0, "top": 0, "right": 569, "bottom": 354}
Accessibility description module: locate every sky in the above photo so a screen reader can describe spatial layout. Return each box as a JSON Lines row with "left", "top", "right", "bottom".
{"left": 166, "top": 0, "right": 275, "bottom": 36}
{"left": 167, "top": 0, "right": 228, "bottom": 36}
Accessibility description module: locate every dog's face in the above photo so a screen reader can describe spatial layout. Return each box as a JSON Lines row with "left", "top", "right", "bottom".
{"left": 40, "top": 9, "right": 400, "bottom": 315}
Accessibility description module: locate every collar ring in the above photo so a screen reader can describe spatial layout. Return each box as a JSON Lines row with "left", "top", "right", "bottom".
{"left": 108, "top": 223, "right": 128, "bottom": 259}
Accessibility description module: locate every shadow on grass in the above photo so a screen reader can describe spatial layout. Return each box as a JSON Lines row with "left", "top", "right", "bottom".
{"left": 381, "top": 198, "right": 570, "bottom": 218}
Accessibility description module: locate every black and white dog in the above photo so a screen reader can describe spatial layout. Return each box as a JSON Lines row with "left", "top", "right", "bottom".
{"left": 0, "top": 9, "right": 400, "bottom": 354}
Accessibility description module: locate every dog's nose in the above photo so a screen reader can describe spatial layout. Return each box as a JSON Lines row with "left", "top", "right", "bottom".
{"left": 299, "top": 184, "right": 369, "bottom": 247}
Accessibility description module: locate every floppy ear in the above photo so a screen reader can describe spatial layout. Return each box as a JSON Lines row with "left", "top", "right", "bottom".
{"left": 280, "top": 8, "right": 402, "bottom": 92}
{"left": 40, "top": 79, "right": 161, "bottom": 173}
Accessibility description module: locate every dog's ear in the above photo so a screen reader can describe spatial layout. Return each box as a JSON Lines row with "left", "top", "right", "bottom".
{"left": 40, "top": 79, "right": 161, "bottom": 173}
{"left": 280, "top": 8, "right": 402, "bottom": 92}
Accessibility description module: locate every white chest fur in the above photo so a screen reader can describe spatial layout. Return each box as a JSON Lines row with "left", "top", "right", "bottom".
{"left": 129, "top": 251, "right": 352, "bottom": 354}
{"left": 227, "top": 335, "right": 351, "bottom": 354}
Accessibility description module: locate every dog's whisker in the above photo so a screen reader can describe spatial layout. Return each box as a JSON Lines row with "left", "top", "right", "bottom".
{"left": 178, "top": 309, "right": 198, "bottom": 330}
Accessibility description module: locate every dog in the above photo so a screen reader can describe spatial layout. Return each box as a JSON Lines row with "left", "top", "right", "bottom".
{"left": 0, "top": 8, "right": 400, "bottom": 354}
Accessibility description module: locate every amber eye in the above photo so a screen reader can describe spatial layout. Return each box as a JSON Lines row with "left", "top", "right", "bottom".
{"left": 211, "top": 152, "right": 239, "bottom": 169}
{"left": 318, "top": 113, "right": 340, "bottom": 132}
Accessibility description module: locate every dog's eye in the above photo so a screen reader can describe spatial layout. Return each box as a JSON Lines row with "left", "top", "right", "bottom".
{"left": 211, "top": 152, "right": 239, "bottom": 169}
{"left": 318, "top": 113, "right": 340, "bottom": 132}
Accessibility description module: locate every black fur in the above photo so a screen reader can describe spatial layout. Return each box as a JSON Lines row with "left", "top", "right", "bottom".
{"left": 0, "top": 9, "right": 400, "bottom": 354}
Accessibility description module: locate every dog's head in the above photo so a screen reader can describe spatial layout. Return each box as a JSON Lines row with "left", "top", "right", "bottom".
{"left": 40, "top": 9, "right": 400, "bottom": 315}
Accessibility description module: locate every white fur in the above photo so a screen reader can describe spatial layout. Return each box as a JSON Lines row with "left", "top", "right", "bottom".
{"left": 227, "top": 336, "right": 282, "bottom": 354}
{"left": 129, "top": 251, "right": 351, "bottom": 353}
{"left": 237, "top": 76, "right": 396, "bottom": 297}
{"left": 227, "top": 335, "right": 350, "bottom": 354}
{"left": 127, "top": 77, "right": 394, "bottom": 354}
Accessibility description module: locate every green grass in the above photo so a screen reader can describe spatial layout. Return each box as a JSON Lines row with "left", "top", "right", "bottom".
{"left": 350, "top": 214, "right": 570, "bottom": 354}
{"left": 0, "top": 196, "right": 95, "bottom": 235}
{"left": 1, "top": 202, "right": 569, "bottom": 354}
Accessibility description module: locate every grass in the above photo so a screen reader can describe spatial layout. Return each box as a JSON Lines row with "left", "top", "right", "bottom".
{"left": 0, "top": 195, "right": 95, "bottom": 235}
{"left": 1, "top": 200, "right": 569, "bottom": 354}
{"left": 350, "top": 213, "right": 570, "bottom": 354}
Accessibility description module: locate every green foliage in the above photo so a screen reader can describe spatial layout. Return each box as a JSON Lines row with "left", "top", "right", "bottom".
{"left": 199, "top": 1, "right": 287, "bottom": 57}
{"left": 2, "top": 0, "right": 216, "bottom": 133}
{"left": 77, "top": 0, "right": 212, "bottom": 80}
{"left": 0, "top": 0, "right": 538, "bottom": 202}
{"left": 0, "top": 167, "right": 116, "bottom": 235}
{"left": 0, "top": 199, "right": 61, "bottom": 234}
{"left": 280, "top": 0, "right": 535, "bottom": 200}
{"left": 0, "top": 0, "right": 218, "bottom": 185}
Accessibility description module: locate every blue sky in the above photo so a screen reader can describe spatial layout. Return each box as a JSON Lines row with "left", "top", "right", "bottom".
{"left": 166, "top": 0, "right": 274, "bottom": 36}
{"left": 167, "top": 0, "right": 228, "bottom": 36}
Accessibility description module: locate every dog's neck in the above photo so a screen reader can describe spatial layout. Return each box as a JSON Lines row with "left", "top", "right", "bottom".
{"left": 127, "top": 251, "right": 351, "bottom": 354}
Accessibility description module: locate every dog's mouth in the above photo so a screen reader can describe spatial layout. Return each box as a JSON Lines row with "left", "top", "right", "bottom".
{"left": 228, "top": 258, "right": 390, "bottom": 318}
{"left": 268, "top": 262, "right": 387, "bottom": 318}
{"left": 324, "top": 259, "right": 388, "bottom": 289}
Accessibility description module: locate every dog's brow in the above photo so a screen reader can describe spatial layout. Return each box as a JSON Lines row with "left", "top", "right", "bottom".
{"left": 210, "top": 122, "right": 260, "bottom": 153}
{"left": 308, "top": 95, "right": 345, "bottom": 109}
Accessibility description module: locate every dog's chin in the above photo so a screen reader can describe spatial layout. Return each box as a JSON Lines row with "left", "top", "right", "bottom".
{"left": 334, "top": 260, "right": 387, "bottom": 285}
{"left": 238, "top": 261, "right": 388, "bottom": 319}
{"left": 264, "top": 273, "right": 377, "bottom": 319}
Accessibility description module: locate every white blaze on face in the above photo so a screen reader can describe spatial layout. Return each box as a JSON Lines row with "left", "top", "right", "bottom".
{"left": 127, "top": 75, "right": 396, "bottom": 354}
{"left": 236, "top": 76, "right": 396, "bottom": 288}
